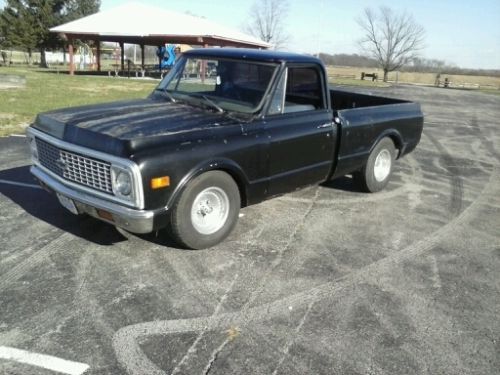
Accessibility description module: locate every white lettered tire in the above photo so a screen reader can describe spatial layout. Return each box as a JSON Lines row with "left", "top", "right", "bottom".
{"left": 354, "top": 137, "right": 396, "bottom": 193}
{"left": 170, "top": 171, "right": 240, "bottom": 249}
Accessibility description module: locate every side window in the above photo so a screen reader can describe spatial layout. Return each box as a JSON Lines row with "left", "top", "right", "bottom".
{"left": 267, "top": 69, "right": 287, "bottom": 115}
{"left": 285, "top": 67, "right": 324, "bottom": 112}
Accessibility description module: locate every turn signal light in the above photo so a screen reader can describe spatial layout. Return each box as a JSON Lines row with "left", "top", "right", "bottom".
{"left": 151, "top": 176, "right": 170, "bottom": 189}
{"left": 96, "top": 209, "right": 114, "bottom": 222}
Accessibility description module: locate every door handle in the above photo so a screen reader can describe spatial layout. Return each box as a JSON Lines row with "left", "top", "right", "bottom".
{"left": 317, "top": 123, "right": 332, "bottom": 129}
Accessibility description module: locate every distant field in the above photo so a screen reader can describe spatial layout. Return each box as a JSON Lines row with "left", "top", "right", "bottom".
{"left": 327, "top": 66, "right": 500, "bottom": 89}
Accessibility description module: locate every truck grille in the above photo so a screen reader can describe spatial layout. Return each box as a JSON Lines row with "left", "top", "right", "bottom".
{"left": 35, "top": 137, "right": 113, "bottom": 194}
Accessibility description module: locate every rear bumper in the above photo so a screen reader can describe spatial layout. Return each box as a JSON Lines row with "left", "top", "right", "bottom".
{"left": 31, "top": 166, "right": 166, "bottom": 234}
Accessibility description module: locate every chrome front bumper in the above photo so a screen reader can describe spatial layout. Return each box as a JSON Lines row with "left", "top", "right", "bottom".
{"left": 31, "top": 166, "right": 159, "bottom": 234}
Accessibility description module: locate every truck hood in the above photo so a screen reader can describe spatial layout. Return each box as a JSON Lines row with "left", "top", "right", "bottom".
{"left": 31, "top": 98, "right": 236, "bottom": 156}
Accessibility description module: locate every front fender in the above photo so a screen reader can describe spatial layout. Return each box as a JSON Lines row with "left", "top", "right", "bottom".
{"left": 166, "top": 158, "right": 250, "bottom": 209}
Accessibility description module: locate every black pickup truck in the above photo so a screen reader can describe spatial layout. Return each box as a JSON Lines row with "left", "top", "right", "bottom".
{"left": 27, "top": 48, "right": 423, "bottom": 249}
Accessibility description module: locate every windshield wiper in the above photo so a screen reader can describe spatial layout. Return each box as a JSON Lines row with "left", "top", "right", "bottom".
{"left": 199, "top": 95, "right": 224, "bottom": 113}
{"left": 155, "top": 88, "right": 177, "bottom": 103}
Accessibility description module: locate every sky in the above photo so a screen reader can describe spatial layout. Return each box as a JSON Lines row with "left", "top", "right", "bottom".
{"left": 1, "top": 0, "right": 499, "bottom": 69}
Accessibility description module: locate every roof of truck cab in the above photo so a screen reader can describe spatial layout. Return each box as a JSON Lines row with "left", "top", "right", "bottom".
{"left": 184, "top": 48, "right": 323, "bottom": 64}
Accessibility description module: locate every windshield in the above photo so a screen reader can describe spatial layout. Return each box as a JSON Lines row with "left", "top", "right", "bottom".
{"left": 155, "top": 56, "right": 279, "bottom": 114}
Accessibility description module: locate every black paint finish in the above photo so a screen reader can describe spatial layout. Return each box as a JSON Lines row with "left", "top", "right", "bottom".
{"left": 30, "top": 49, "right": 423, "bottom": 230}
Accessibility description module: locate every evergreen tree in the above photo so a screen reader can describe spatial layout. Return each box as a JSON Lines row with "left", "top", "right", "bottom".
{"left": 0, "top": 0, "right": 38, "bottom": 63}
{"left": 0, "top": 0, "right": 100, "bottom": 67}
{"left": 65, "top": 0, "right": 100, "bottom": 21}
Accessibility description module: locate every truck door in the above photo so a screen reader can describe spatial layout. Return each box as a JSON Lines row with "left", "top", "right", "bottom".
{"left": 265, "top": 64, "right": 336, "bottom": 197}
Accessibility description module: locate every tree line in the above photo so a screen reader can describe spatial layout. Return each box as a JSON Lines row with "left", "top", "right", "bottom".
{"left": 318, "top": 52, "right": 500, "bottom": 77}
{"left": 0, "top": 0, "right": 100, "bottom": 67}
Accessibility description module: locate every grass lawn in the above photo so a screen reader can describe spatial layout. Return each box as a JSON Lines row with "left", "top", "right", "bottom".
{"left": 0, "top": 67, "right": 158, "bottom": 136}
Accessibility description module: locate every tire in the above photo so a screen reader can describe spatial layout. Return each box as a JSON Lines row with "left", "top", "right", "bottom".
{"left": 169, "top": 171, "right": 240, "bottom": 249}
{"left": 353, "top": 137, "right": 396, "bottom": 193}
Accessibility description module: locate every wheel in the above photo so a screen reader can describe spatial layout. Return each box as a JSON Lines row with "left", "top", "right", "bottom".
{"left": 354, "top": 137, "right": 396, "bottom": 193}
{"left": 169, "top": 171, "right": 240, "bottom": 249}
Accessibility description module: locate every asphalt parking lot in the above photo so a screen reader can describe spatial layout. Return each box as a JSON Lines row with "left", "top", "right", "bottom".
{"left": 0, "top": 85, "right": 499, "bottom": 375}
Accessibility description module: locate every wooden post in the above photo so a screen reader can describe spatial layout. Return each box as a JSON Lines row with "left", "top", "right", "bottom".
{"left": 120, "top": 41, "right": 125, "bottom": 71}
{"left": 96, "top": 40, "right": 101, "bottom": 72}
{"left": 68, "top": 40, "right": 74, "bottom": 75}
{"left": 200, "top": 43, "right": 208, "bottom": 83}
{"left": 140, "top": 43, "right": 145, "bottom": 70}
{"left": 158, "top": 45, "right": 163, "bottom": 76}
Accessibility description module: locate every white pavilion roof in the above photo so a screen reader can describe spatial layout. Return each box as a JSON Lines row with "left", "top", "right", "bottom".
{"left": 50, "top": 2, "right": 271, "bottom": 48}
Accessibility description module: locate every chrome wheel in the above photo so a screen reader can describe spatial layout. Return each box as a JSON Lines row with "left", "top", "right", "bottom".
{"left": 374, "top": 149, "right": 392, "bottom": 182}
{"left": 191, "top": 187, "right": 230, "bottom": 235}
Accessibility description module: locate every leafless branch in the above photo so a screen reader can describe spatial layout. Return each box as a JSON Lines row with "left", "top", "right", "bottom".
{"left": 244, "top": 0, "right": 290, "bottom": 50}
{"left": 357, "top": 6, "right": 425, "bottom": 81}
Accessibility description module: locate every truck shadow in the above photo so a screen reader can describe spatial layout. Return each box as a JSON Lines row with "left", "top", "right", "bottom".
{"left": 0, "top": 165, "right": 128, "bottom": 246}
{"left": 0, "top": 165, "right": 183, "bottom": 249}
{"left": 0, "top": 165, "right": 362, "bottom": 249}
{"left": 117, "top": 228, "right": 181, "bottom": 249}
{"left": 320, "top": 175, "right": 361, "bottom": 192}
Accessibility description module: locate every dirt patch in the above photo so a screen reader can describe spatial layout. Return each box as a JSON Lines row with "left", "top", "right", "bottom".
{"left": 0, "top": 74, "right": 26, "bottom": 89}
{"left": 0, "top": 84, "right": 23, "bottom": 90}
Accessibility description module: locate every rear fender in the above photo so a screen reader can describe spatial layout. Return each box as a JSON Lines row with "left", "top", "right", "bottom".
{"left": 372, "top": 129, "right": 404, "bottom": 159}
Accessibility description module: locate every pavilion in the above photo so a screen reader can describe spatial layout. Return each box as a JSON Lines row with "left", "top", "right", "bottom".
{"left": 50, "top": 2, "right": 271, "bottom": 75}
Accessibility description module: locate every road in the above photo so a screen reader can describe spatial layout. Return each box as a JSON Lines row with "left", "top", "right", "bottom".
{"left": 0, "top": 85, "right": 499, "bottom": 375}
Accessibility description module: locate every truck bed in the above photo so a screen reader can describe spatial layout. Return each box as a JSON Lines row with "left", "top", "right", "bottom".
{"left": 330, "top": 89, "right": 408, "bottom": 110}
{"left": 329, "top": 89, "right": 424, "bottom": 179}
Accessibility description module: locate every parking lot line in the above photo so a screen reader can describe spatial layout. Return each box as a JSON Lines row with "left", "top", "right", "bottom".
{"left": 0, "top": 346, "right": 89, "bottom": 375}
{"left": 0, "top": 179, "right": 42, "bottom": 190}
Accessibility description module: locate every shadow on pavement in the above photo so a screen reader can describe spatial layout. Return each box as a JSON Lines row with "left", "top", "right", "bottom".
{"left": 0, "top": 165, "right": 128, "bottom": 246}
{"left": 320, "top": 175, "right": 361, "bottom": 192}
{"left": 0, "top": 165, "right": 363, "bottom": 250}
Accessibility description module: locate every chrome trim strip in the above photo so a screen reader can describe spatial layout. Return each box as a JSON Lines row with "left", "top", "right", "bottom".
{"left": 27, "top": 127, "right": 145, "bottom": 209}
{"left": 31, "top": 166, "right": 156, "bottom": 233}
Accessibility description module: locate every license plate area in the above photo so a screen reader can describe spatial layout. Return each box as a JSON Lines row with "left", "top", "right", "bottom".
{"left": 57, "top": 193, "right": 79, "bottom": 215}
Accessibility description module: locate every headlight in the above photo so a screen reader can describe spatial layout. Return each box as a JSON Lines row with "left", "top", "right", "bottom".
{"left": 116, "top": 171, "right": 132, "bottom": 196}
{"left": 111, "top": 167, "right": 134, "bottom": 199}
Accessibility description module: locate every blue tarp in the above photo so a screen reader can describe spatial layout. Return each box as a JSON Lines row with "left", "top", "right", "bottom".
{"left": 157, "top": 44, "right": 177, "bottom": 69}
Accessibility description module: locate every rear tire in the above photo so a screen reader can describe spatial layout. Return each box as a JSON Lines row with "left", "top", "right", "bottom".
{"left": 169, "top": 171, "right": 240, "bottom": 249}
{"left": 353, "top": 137, "right": 396, "bottom": 193}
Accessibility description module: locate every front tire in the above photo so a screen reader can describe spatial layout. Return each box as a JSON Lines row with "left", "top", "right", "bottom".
{"left": 354, "top": 137, "right": 396, "bottom": 193}
{"left": 169, "top": 171, "right": 240, "bottom": 249}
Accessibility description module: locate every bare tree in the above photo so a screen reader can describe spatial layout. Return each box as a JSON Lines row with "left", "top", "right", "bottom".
{"left": 245, "top": 0, "right": 290, "bottom": 49}
{"left": 357, "top": 7, "right": 425, "bottom": 81}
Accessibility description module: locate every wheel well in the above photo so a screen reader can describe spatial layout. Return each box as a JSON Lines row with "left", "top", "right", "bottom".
{"left": 386, "top": 134, "right": 402, "bottom": 158}
{"left": 218, "top": 168, "right": 248, "bottom": 208}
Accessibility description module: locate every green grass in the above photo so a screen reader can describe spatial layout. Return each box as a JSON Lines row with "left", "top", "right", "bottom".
{"left": 0, "top": 67, "right": 158, "bottom": 136}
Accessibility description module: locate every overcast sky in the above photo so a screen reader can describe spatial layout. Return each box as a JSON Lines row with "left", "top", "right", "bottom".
{"left": 1, "top": 0, "right": 499, "bottom": 69}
